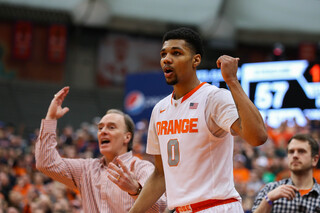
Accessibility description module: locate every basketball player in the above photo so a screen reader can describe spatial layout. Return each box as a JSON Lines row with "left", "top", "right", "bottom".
{"left": 129, "top": 27, "right": 267, "bottom": 213}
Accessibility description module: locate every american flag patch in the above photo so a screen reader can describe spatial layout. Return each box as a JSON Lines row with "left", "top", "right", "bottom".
{"left": 189, "top": 102, "right": 198, "bottom": 109}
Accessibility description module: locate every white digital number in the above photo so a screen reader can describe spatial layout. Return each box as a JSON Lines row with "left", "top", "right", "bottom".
{"left": 254, "top": 81, "right": 289, "bottom": 109}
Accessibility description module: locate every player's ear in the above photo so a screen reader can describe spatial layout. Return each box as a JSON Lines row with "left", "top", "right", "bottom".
{"left": 193, "top": 54, "right": 201, "bottom": 68}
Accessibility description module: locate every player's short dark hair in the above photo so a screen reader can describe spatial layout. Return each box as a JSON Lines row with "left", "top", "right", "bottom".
{"left": 162, "top": 27, "right": 204, "bottom": 57}
{"left": 106, "top": 109, "right": 135, "bottom": 151}
{"left": 288, "top": 133, "right": 319, "bottom": 157}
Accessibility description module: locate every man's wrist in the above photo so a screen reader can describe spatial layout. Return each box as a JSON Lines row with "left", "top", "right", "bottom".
{"left": 225, "top": 79, "right": 240, "bottom": 87}
{"left": 128, "top": 183, "right": 142, "bottom": 196}
{"left": 265, "top": 195, "right": 273, "bottom": 206}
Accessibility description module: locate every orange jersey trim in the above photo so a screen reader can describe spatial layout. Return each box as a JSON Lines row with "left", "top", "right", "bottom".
{"left": 171, "top": 82, "right": 207, "bottom": 105}
{"left": 181, "top": 82, "right": 206, "bottom": 103}
{"left": 176, "top": 198, "right": 238, "bottom": 213}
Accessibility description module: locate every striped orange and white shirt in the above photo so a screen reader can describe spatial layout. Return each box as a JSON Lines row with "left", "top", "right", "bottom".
{"left": 35, "top": 119, "right": 167, "bottom": 213}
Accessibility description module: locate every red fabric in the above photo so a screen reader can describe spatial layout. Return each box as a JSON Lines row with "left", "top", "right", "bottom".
{"left": 176, "top": 198, "right": 238, "bottom": 213}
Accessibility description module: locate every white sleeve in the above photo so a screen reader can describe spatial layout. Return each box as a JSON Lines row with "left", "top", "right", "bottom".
{"left": 146, "top": 106, "right": 161, "bottom": 155}
{"left": 206, "top": 88, "right": 239, "bottom": 133}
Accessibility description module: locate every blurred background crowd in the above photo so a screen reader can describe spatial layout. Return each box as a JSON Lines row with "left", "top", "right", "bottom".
{"left": 0, "top": 117, "right": 319, "bottom": 212}
{"left": 0, "top": 0, "right": 320, "bottom": 212}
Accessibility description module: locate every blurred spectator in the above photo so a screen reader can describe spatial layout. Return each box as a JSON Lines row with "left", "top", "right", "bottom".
{"left": 132, "top": 119, "right": 149, "bottom": 159}
{"left": 60, "top": 125, "right": 75, "bottom": 146}
{"left": 8, "top": 190, "right": 23, "bottom": 211}
{"left": 0, "top": 112, "right": 319, "bottom": 212}
{"left": 233, "top": 154, "right": 251, "bottom": 184}
{"left": 267, "top": 121, "right": 295, "bottom": 149}
{"left": 247, "top": 169, "right": 264, "bottom": 195}
{"left": 12, "top": 174, "right": 34, "bottom": 207}
{"left": 7, "top": 207, "right": 20, "bottom": 213}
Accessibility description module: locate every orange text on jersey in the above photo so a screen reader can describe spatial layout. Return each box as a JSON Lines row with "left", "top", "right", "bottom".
{"left": 156, "top": 118, "right": 198, "bottom": 135}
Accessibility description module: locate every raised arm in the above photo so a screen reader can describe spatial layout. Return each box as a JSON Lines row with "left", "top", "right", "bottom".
{"left": 35, "top": 86, "right": 84, "bottom": 190}
{"left": 129, "top": 155, "right": 166, "bottom": 213}
{"left": 45, "top": 86, "right": 70, "bottom": 120}
{"left": 216, "top": 55, "right": 268, "bottom": 146}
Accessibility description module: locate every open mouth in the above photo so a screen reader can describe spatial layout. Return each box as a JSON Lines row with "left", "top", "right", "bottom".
{"left": 164, "top": 67, "right": 173, "bottom": 74}
{"left": 163, "top": 67, "right": 174, "bottom": 78}
{"left": 101, "top": 140, "right": 110, "bottom": 145}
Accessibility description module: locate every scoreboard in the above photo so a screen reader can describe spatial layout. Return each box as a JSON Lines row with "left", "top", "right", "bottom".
{"left": 197, "top": 60, "right": 320, "bottom": 128}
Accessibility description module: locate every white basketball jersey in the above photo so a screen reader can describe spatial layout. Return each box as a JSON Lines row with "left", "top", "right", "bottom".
{"left": 147, "top": 83, "right": 241, "bottom": 210}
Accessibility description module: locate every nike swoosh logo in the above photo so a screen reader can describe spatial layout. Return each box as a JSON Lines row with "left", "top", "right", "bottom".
{"left": 160, "top": 109, "right": 166, "bottom": 113}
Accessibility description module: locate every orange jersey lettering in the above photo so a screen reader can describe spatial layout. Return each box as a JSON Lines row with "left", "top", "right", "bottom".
{"left": 156, "top": 118, "right": 198, "bottom": 135}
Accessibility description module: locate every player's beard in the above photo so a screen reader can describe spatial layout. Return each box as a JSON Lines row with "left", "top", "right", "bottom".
{"left": 165, "top": 74, "right": 178, "bottom": 85}
{"left": 166, "top": 79, "right": 178, "bottom": 85}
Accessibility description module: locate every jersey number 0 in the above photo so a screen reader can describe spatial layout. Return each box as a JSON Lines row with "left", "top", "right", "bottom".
{"left": 167, "top": 139, "right": 180, "bottom": 166}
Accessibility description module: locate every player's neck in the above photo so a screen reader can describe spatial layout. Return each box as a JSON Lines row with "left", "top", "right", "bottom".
{"left": 173, "top": 78, "right": 201, "bottom": 100}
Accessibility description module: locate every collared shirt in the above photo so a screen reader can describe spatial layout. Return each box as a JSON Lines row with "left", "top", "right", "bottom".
{"left": 35, "top": 119, "right": 166, "bottom": 213}
{"left": 252, "top": 178, "right": 320, "bottom": 213}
